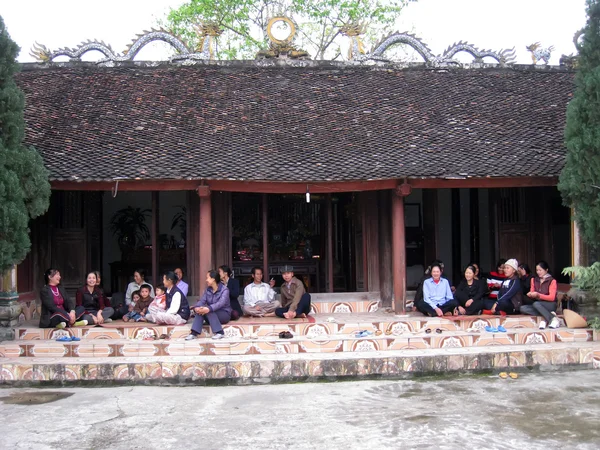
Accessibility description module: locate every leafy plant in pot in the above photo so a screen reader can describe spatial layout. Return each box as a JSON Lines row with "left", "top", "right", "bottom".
{"left": 109, "top": 207, "right": 151, "bottom": 254}
{"left": 170, "top": 205, "right": 187, "bottom": 242}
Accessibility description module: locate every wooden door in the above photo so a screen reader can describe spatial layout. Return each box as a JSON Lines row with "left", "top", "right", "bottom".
{"left": 495, "top": 188, "right": 534, "bottom": 265}
{"left": 51, "top": 191, "right": 87, "bottom": 293}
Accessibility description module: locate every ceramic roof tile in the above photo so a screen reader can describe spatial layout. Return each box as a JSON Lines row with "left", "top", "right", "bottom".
{"left": 15, "top": 64, "right": 575, "bottom": 182}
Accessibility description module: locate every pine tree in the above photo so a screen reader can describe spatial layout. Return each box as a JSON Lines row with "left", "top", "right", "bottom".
{"left": 558, "top": 0, "right": 600, "bottom": 247}
{"left": 0, "top": 16, "right": 50, "bottom": 273}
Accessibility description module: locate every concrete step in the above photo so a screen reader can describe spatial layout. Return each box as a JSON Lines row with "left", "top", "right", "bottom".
{"left": 12, "top": 312, "right": 566, "bottom": 341}
{"left": 1, "top": 341, "right": 599, "bottom": 385}
{"left": 2, "top": 326, "right": 593, "bottom": 358}
{"left": 17, "top": 292, "right": 384, "bottom": 324}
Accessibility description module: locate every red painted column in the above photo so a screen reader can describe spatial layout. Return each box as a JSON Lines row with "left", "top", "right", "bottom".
{"left": 327, "top": 194, "right": 334, "bottom": 292}
{"left": 198, "top": 186, "right": 212, "bottom": 283}
{"left": 151, "top": 192, "right": 159, "bottom": 287}
{"left": 392, "top": 184, "right": 411, "bottom": 313}
{"left": 262, "top": 194, "right": 269, "bottom": 280}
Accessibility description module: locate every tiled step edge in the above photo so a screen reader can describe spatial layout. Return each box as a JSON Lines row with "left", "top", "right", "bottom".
{"left": 0, "top": 342, "right": 598, "bottom": 386}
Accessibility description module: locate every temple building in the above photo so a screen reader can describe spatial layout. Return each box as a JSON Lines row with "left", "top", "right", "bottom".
{"left": 14, "top": 21, "right": 578, "bottom": 313}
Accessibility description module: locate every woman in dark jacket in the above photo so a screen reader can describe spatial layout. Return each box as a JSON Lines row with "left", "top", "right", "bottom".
{"left": 454, "top": 265, "right": 486, "bottom": 315}
{"left": 518, "top": 263, "right": 533, "bottom": 296}
{"left": 490, "top": 258, "right": 522, "bottom": 315}
{"left": 186, "top": 269, "right": 232, "bottom": 340}
{"left": 218, "top": 264, "right": 242, "bottom": 320}
{"left": 39, "top": 268, "right": 87, "bottom": 329}
{"left": 76, "top": 272, "right": 115, "bottom": 325}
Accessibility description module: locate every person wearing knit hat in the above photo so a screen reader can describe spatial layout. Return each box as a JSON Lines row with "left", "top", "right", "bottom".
{"left": 489, "top": 258, "right": 523, "bottom": 316}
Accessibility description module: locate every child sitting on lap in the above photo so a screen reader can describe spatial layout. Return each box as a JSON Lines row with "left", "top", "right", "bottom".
{"left": 144, "top": 285, "right": 167, "bottom": 323}
{"left": 123, "top": 285, "right": 154, "bottom": 322}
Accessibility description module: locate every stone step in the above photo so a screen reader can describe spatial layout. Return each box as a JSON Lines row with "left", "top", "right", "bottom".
{"left": 1, "top": 326, "right": 593, "bottom": 358}
{"left": 17, "top": 292, "right": 384, "bottom": 324}
{"left": 13, "top": 313, "right": 561, "bottom": 341}
{"left": 1, "top": 341, "right": 598, "bottom": 385}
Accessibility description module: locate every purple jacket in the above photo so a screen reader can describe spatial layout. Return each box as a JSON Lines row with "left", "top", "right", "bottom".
{"left": 195, "top": 283, "right": 232, "bottom": 314}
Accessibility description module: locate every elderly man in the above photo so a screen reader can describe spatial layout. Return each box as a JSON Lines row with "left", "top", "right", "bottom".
{"left": 275, "top": 265, "right": 311, "bottom": 320}
{"left": 243, "top": 266, "right": 280, "bottom": 317}
{"left": 174, "top": 267, "right": 189, "bottom": 296}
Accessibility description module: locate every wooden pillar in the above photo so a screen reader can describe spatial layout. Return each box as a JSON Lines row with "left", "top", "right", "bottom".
{"left": 262, "top": 194, "right": 269, "bottom": 279}
{"left": 327, "top": 194, "right": 334, "bottom": 292}
{"left": 151, "top": 191, "right": 159, "bottom": 287}
{"left": 378, "top": 190, "right": 393, "bottom": 306}
{"left": 392, "top": 184, "right": 410, "bottom": 314}
{"left": 198, "top": 185, "right": 212, "bottom": 282}
{"left": 469, "top": 188, "right": 480, "bottom": 264}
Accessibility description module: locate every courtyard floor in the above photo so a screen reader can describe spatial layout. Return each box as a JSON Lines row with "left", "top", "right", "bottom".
{"left": 1, "top": 370, "right": 599, "bottom": 449}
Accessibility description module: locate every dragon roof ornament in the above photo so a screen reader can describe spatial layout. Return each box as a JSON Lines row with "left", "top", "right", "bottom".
{"left": 29, "top": 27, "right": 518, "bottom": 67}
{"left": 29, "top": 28, "right": 219, "bottom": 65}
{"left": 362, "top": 32, "right": 516, "bottom": 66}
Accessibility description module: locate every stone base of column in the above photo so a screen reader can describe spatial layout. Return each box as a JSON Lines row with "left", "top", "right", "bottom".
{"left": 0, "top": 266, "right": 21, "bottom": 340}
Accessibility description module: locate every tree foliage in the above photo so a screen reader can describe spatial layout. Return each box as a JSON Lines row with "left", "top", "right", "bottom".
{"left": 162, "top": 0, "right": 411, "bottom": 60}
{"left": 558, "top": 0, "right": 600, "bottom": 247}
{"left": 0, "top": 16, "right": 51, "bottom": 272}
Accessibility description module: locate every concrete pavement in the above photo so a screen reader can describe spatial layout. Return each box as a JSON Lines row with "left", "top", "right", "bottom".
{"left": 1, "top": 370, "right": 599, "bottom": 449}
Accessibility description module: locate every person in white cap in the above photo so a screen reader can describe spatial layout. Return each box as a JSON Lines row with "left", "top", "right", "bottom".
{"left": 490, "top": 258, "right": 523, "bottom": 316}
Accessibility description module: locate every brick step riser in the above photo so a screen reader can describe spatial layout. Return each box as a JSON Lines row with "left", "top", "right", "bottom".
{"left": 13, "top": 316, "right": 552, "bottom": 341}
{"left": 1, "top": 329, "right": 592, "bottom": 358}
{"left": 0, "top": 343, "right": 598, "bottom": 385}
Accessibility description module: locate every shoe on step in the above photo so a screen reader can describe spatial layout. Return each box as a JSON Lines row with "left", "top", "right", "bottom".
{"left": 538, "top": 321, "right": 547, "bottom": 330}
{"left": 212, "top": 333, "right": 225, "bottom": 340}
{"left": 74, "top": 320, "right": 88, "bottom": 327}
{"left": 549, "top": 317, "right": 560, "bottom": 329}
{"left": 185, "top": 334, "right": 198, "bottom": 341}
{"left": 55, "top": 322, "right": 66, "bottom": 329}
{"left": 104, "top": 318, "right": 113, "bottom": 323}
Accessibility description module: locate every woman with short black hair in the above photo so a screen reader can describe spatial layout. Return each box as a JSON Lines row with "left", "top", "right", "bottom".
{"left": 520, "top": 261, "right": 559, "bottom": 329}
{"left": 218, "top": 264, "right": 242, "bottom": 320}
{"left": 76, "top": 272, "right": 115, "bottom": 324}
{"left": 416, "top": 263, "right": 458, "bottom": 317}
{"left": 518, "top": 263, "right": 533, "bottom": 296}
{"left": 39, "top": 268, "right": 87, "bottom": 329}
{"left": 186, "top": 269, "right": 232, "bottom": 340}
{"left": 454, "top": 265, "right": 486, "bottom": 315}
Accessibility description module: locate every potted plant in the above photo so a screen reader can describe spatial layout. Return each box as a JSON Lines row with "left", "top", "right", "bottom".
{"left": 109, "top": 206, "right": 151, "bottom": 253}
{"left": 170, "top": 205, "right": 187, "bottom": 241}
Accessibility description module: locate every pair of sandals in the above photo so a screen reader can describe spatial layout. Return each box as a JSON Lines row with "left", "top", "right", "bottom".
{"left": 423, "top": 328, "right": 443, "bottom": 334}
{"left": 499, "top": 372, "right": 519, "bottom": 379}
{"left": 56, "top": 336, "right": 80, "bottom": 342}
{"left": 485, "top": 325, "right": 507, "bottom": 333}
{"left": 355, "top": 330, "right": 373, "bottom": 338}
{"left": 142, "top": 334, "right": 170, "bottom": 341}
{"left": 279, "top": 331, "right": 293, "bottom": 339}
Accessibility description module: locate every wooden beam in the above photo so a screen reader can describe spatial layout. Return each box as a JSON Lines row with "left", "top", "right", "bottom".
{"left": 327, "top": 194, "right": 334, "bottom": 293}
{"left": 262, "top": 194, "right": 268, "bottom": 280}
{"left": 392, "top": 190, "right": 406, "bottom": 314}
{"left": 151, "top": 192, "right": 159, "bottom": 288}
{"left": 199, "top": 191, "right": 213, "bottom": 284}
{"left": 50, "top": 176, "right": 559, "bottom": 193}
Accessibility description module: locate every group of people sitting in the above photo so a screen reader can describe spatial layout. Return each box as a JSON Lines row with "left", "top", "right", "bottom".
{"left": 39, "top": 264, "right": 312, "bottom": 340}
{"left": 414, "top": 258, "right": 561, "bottom": 329}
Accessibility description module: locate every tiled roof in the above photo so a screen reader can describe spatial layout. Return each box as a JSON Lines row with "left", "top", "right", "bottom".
{"left": 16, "top": 63, "right": 574, "bottom": 182}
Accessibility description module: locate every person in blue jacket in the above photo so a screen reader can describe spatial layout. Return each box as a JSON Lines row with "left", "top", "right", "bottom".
{"left": 417, "top": 263, "right": 459, "bottom": 317}
{"left": 490, "top": 258, "right": 523, "bottom": 315}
